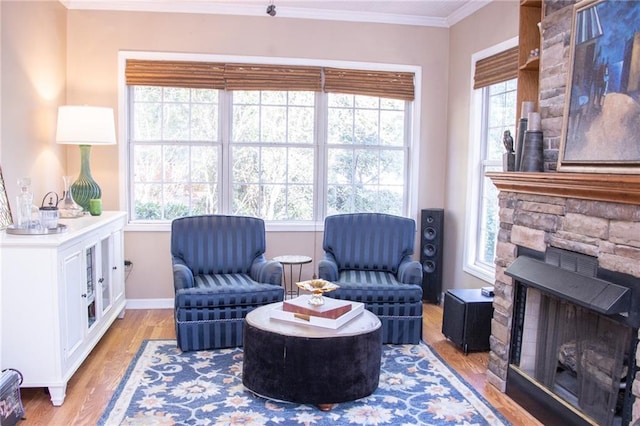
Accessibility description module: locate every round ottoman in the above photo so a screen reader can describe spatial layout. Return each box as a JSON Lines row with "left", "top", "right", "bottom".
{"left": 242, "top": 302, "right": 382, "bottom": 407}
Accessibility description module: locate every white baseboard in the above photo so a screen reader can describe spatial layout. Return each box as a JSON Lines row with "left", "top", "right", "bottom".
{"left": 126, "top": 298, "right": 173, "bottom": 309}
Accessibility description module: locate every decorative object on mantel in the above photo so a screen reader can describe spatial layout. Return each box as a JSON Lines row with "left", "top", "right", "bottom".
{"left": 55, "top": 105, "right": 116, "bottom": 211}
{"left": 558, "top": 0, "right": 640, "bottom": 173}
{"left": 0, "top": 166, "right": 12, "bottom": 230}
{"left": 520, "top": 112, "right": 543, "bottom": 172}
{"left": 502, "top": 130, "right": 515, "bottom": 171}
{"left": 515, "top": 101, "right": 535, "bottom": 171}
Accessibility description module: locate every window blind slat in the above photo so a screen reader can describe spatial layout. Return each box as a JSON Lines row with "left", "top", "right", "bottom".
{"left": 125, "top": 59, "right": 225, "bottom": 89}
{"left": 473, "top": 46, "right": 519, "bottom": 89}
{"left": 224, "top": 64, "right": 322, "bottom": 91}
{"left": 324, "top": 68, "right": 415, "bottom": 101}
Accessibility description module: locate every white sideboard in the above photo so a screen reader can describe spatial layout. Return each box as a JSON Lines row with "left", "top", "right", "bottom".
{"left": 0, "top": 211, "right": 127, "bottom": 405}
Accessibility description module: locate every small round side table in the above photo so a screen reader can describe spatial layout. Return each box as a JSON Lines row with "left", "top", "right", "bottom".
{"left": 273, "top": 255, "right": 312, "bottom": 298}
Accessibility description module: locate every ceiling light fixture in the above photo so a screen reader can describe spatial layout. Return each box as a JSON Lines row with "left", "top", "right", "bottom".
{"left": 266, "top": 2, "right": 276, "bottom": 17}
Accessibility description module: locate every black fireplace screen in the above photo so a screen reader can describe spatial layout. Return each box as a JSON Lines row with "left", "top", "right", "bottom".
{"left": 507, "top": 247, "right": 638, "bottom": 426}
{"left": 527, "top": 291, "right": 631, "bottom": 426}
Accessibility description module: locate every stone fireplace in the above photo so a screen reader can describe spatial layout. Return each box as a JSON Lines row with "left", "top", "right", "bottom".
{"left": 484, "top": 1, "right": 640, "bottom": 423}
{"left": 486, "top": 172, "right": 640, "bottom": 425}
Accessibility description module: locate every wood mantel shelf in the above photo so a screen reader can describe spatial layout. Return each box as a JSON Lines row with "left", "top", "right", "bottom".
{"left": 486, "top": 172, "right": 640, "bottom": 205}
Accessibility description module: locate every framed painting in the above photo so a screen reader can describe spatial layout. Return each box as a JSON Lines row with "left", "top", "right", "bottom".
{"left": 558, "top": 0, "right": 640, "bottom": 173}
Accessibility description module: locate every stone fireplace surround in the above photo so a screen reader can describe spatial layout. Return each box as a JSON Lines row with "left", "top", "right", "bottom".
{"left": 486, "top": 171, "right": 640, "bottom": 424}
{"left": 483, "top": 0, "right": 640, "bottom": 423}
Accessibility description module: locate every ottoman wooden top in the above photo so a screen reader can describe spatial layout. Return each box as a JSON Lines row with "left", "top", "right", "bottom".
{"left": 246, "top": 302, "right": 380, "bottom": 338}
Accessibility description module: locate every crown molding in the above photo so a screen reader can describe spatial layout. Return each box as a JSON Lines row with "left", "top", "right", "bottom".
{"left": 59, "top": 0, "right": 474, "bottom": 28}
{"left": 446, "top": 0, "right": 492, "bottom": 26}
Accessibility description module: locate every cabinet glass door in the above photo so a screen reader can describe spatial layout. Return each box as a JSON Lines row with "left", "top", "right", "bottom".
{"left": 85, "top": 245, "right": 97, "bottom": 329}
{"left": 100, "top": 236, "right": 112, "bottom": 315}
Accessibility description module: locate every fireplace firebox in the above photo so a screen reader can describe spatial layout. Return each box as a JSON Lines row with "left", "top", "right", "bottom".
{"left": 505, "top": 247, "right": 640, "bottom": 426}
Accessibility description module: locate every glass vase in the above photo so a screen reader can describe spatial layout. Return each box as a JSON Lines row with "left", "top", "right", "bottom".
{"left": 59, "top": 176, "right": 83, "bottom": 218}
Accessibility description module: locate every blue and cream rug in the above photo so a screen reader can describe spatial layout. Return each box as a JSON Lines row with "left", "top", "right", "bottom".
{"left": 99, "top": 340, "right": 510, "bottom": 425}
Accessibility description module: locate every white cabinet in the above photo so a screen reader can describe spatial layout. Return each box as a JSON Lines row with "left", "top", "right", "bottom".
{"left": 0, "top": 211, "right": 127, "bottom": 406}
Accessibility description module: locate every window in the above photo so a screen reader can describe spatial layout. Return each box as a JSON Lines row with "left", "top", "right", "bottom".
{"left": 231, "top": 90, "right": 315, "bottom": 220}
{"left": 326, "top": 94, "right": 407, "bottom": 215}
{"left": 465, "top": 41, "right": 517, "bottom": 282}
{"left": 129, "top": 86, "right": 220, "bottom": 220}
{"left": 124, "top": 56, "right": 417, "bottom": 226}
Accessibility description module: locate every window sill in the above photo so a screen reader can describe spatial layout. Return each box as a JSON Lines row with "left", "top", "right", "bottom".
{"left": 463, "top": 262, "right": 496, "bottom": 284}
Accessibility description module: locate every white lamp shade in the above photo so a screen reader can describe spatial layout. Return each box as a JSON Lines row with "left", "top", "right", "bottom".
{"left": 56, "top": 105, "right": 116, "bottom": 145}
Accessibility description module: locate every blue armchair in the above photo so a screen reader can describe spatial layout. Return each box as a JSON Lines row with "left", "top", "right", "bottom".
{"left": 171, "top": 215, "right": 284, "bottom": 351}
{"left": 318, "top": 213, "right": 423, "bottom": 344}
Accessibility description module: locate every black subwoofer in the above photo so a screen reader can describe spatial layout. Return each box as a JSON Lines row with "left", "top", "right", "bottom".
{"left": 421, "top": 208, "right": 444, "bottom": 304}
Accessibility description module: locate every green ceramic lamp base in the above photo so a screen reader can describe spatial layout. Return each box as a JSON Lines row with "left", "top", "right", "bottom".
{"left": 70, "top": 145, "right": 101, "bottom": 211}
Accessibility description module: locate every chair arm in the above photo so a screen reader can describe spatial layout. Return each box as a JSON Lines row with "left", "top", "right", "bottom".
{"left": 397, "top": 257, "right": 423, "bottom": 285}
{"left": 251, "top": 254, "right": 283, "bottom": 285}
{"left": 173, "top": 257, "right": 194, "bottom": 290}
{"left": 318, "top": 253, "right": 339, "bottom": 282}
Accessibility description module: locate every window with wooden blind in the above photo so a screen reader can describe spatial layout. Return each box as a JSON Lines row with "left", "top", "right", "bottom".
{"left": 123, "top": 55, "right": 418, "bottom": 225}
{"left": 465, "top": 41, "right": 518, "bottom": 283}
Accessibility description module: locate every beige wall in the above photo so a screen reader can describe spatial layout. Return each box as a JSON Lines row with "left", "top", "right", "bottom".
{"left": 63, "top": 10, "right": 450, "bottom": 300}
{"left": 445, "top": 1, "right": 519, "bottom": 291}
{"left": 1, "top": 1, "right": 66, "bottom": 209}
{"left": 1, "top": 1, "right": 519, "bottom": 303}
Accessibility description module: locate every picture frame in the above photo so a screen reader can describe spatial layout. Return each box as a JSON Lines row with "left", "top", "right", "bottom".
{"left": 558, "top": 0, "right": 640, "bottom": 173}
{"left": 0, "top": 165, "right": 12, "bottom": 230}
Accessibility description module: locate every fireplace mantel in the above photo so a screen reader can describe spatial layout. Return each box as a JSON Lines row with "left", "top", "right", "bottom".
{"left": 486, "top": 172, "right": 640, "bottom": 205}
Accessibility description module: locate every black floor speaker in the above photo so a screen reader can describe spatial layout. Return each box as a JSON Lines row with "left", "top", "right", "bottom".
{"left": 421, "top": 208, "right": 444, "bottom": 304}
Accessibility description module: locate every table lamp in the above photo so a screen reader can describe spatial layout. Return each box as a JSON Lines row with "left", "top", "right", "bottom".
{"left": 55, "top": 105, "right": 116, "bottom": 211}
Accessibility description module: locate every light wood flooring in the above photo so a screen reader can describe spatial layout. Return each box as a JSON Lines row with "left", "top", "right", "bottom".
{"left": 17, "top": 304, "right": 541, "bottom": 425}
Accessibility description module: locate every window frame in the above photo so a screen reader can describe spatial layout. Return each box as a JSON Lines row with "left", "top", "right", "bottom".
{"left": 117, "top": 51, "right": 422, "bottom": 232}
{"left": 464, "top": 37, "right": 518, "bottom": 283}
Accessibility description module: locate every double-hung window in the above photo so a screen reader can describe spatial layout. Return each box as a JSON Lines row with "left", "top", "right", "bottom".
{"left": 465, "top": 42, "right": 518, "bottom": 282}
{"left": 124, "top": 56, "right": 417, "bottom": 226}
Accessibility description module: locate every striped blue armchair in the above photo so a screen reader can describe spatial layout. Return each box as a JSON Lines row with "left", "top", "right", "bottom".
{"left": 318, "top": 213, "right": 423, "bottom": 344}
{"left": 171, "top": 215, "right": 284, "bottom": 351}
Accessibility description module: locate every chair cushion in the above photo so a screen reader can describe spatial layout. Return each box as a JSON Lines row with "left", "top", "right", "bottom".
{"left": 328, "top": 270, "right": 423, "bottom": 304}
{"left": 175, "top": 274, "right": 283, "bottom": 309}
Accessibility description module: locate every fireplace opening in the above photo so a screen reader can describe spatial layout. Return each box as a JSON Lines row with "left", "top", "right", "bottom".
{"left": 505, "top": 247, "right": 639, "bottom": 426}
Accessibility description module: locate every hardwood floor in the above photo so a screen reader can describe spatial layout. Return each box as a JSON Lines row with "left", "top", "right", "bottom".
{"left": 17, "top": 304, "right": 541, "bottom": 425}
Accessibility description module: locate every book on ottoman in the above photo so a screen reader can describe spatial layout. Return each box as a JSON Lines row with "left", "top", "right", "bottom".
{"left": 283, "top": 295, "right": 352, "bottom": 319}
{"left": 271, "top": 296, "right": 365, "bottom": 329}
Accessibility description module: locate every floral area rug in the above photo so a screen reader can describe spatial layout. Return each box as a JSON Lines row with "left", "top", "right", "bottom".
{"left": 99, "top": 340, "right": 510, "bottom": 425}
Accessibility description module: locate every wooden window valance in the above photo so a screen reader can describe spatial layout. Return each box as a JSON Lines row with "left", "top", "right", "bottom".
{"left": 323, "top": 67, "right": 415, "bottom": 101}
{"left": 125, "top": 59, "right": 414, "bottom": 101}
{"left": 125, "top": 59, "right": 226, "bottom": 89}
{"left": 473, "top": 46, "right": 518, "bottom": 89}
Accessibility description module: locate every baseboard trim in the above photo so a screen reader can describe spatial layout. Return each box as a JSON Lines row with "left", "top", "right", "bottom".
{"left": 126, "top": 298, "right": 173, "bottom": 309}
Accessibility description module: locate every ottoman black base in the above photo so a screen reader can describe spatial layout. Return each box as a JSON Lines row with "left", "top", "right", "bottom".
{"left": 243, "top": 313, "right": 382, "bottom": 405}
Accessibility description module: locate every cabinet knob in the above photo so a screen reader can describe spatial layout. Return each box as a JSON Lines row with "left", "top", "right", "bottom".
{"left": 81, "top": 293, "right": 87, "bottom": 298}
{"left": 98, "top": 278, "right": 105, "bottom": 283}
{"left": 112, "top": 266, "right": 118, "bottom": 270}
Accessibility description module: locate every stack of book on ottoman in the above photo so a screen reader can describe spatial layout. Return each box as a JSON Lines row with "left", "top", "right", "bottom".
{"left": 270, "top": 295, "right": 364, "bottom": 329}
